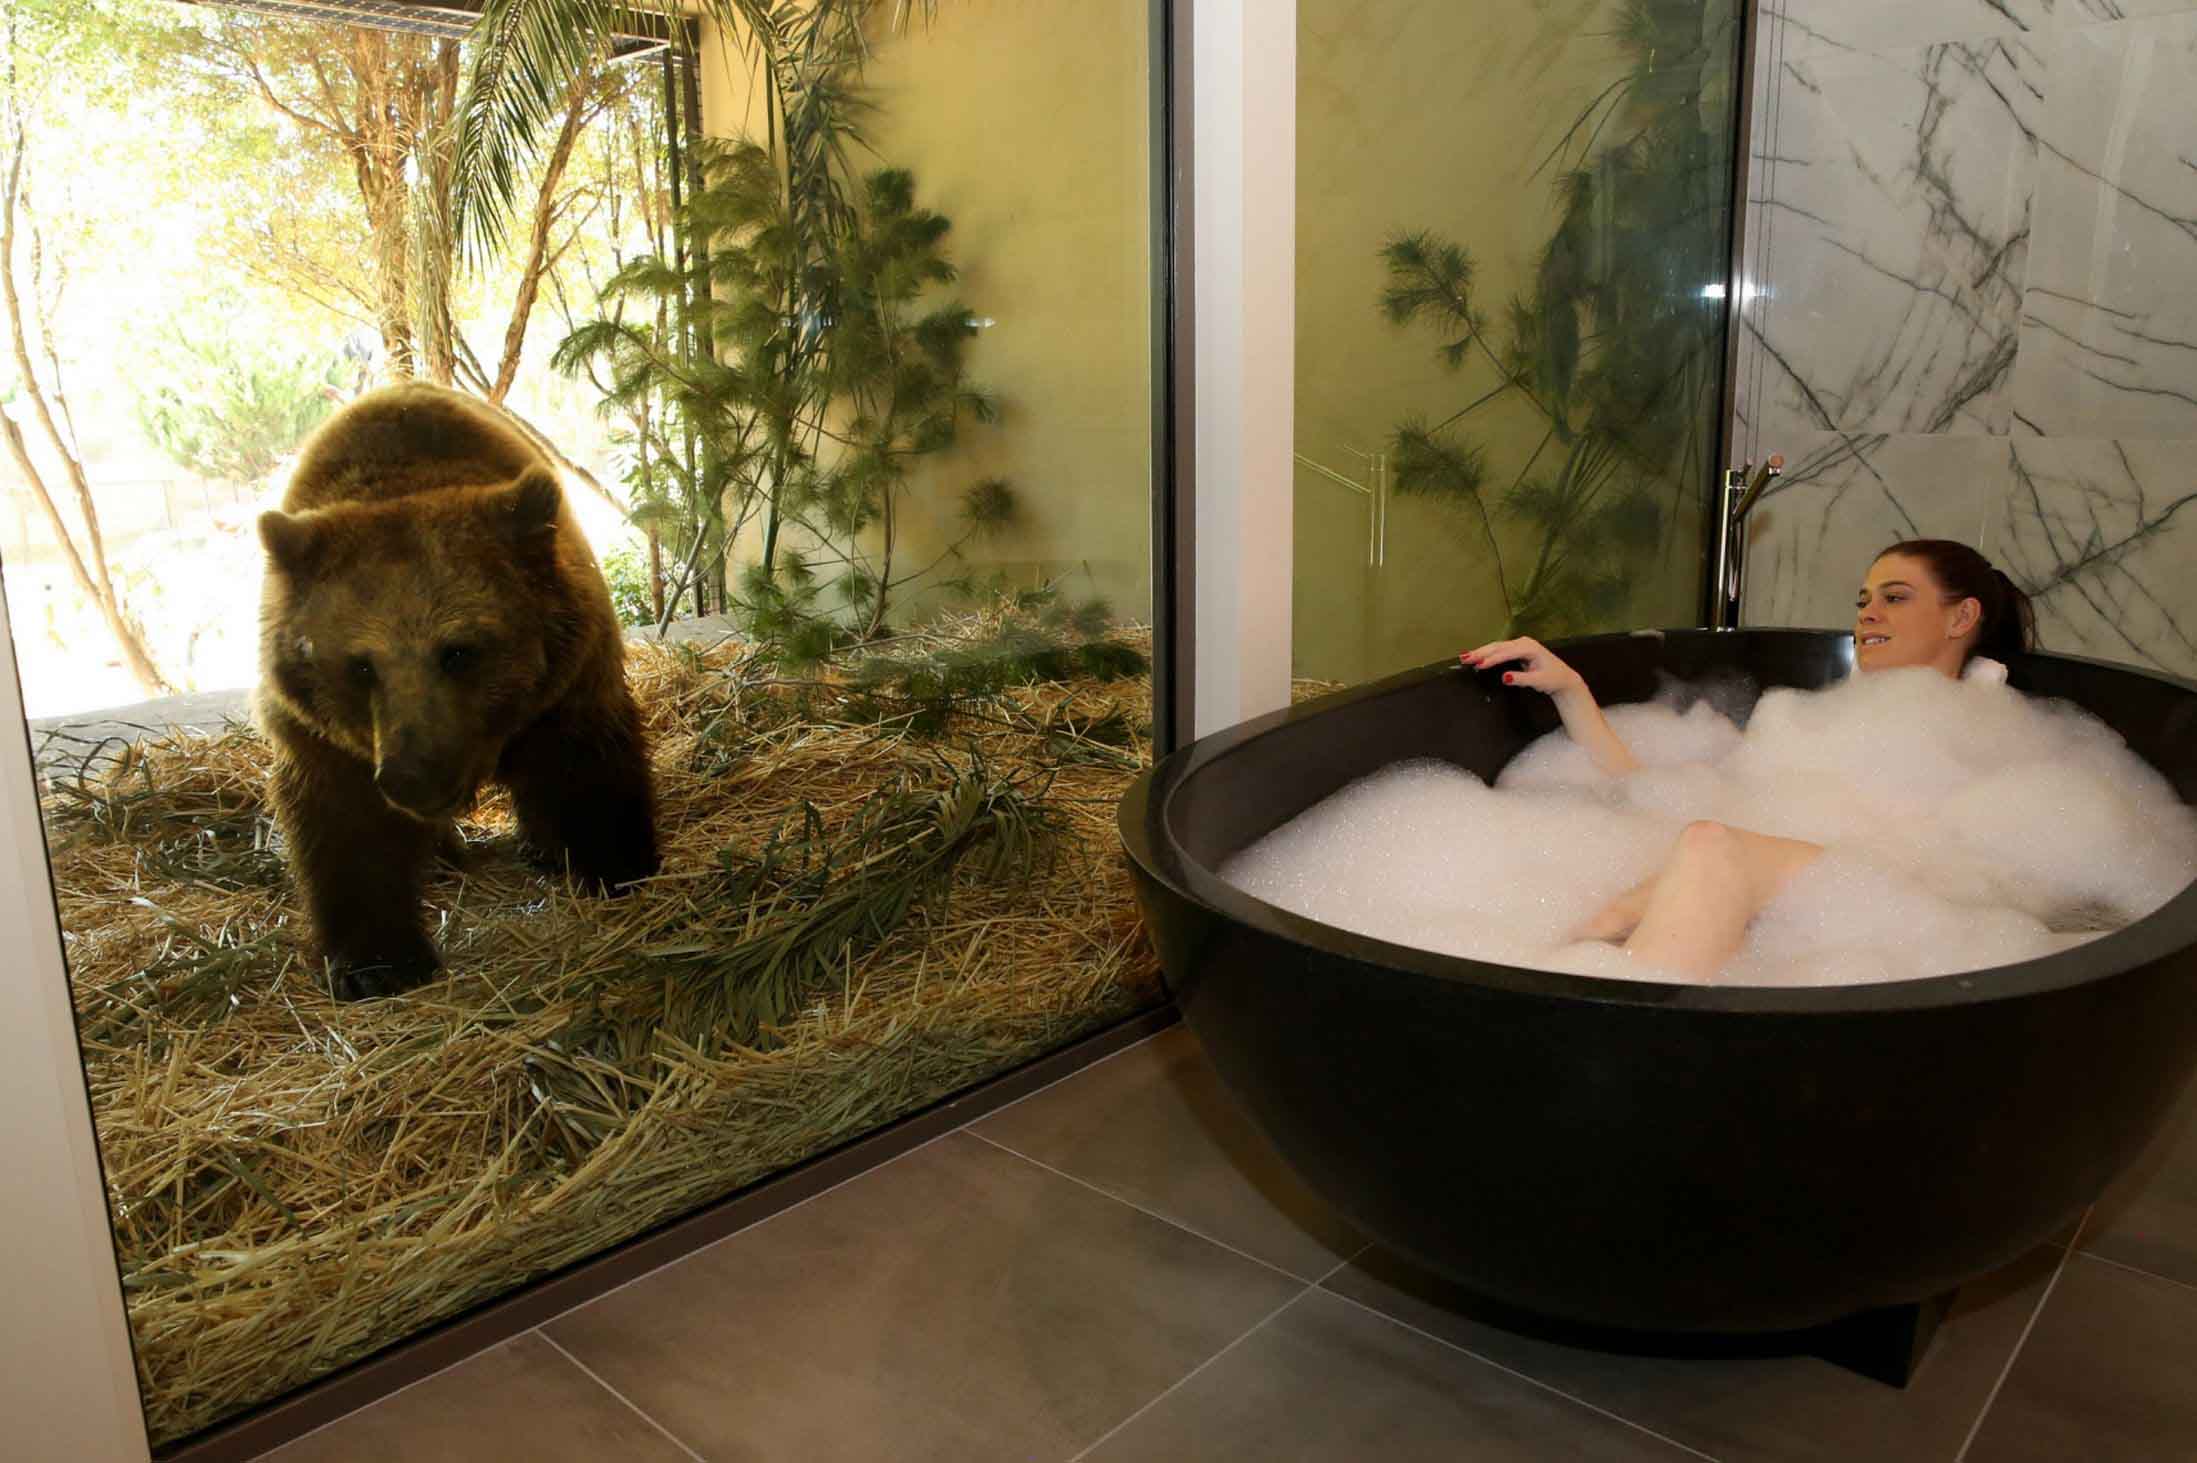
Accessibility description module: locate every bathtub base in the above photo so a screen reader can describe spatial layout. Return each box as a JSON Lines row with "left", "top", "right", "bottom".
{"left": 1809, "top": 1290, "right": 1955, "bottom": 1388}
{"left": 1351, "top": 1246, "right": 1955, "bottom": 1388}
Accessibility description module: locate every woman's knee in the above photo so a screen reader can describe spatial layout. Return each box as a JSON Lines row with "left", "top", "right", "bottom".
{"left": 1675, "top": 820, "right": 1736, "bottom": 860}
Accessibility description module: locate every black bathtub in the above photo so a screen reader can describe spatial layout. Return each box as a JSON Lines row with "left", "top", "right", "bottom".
{"left": 1120, "top": 629, "right": 2197, "bottom": 1343}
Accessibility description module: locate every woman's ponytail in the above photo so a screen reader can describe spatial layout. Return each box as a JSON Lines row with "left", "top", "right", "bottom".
{"left": 1981, "top": 567, "right": 2037, "bottom": 664}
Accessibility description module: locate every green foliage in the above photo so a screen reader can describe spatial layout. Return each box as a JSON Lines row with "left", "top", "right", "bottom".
{"left": 738, "top": 581, "right": 1148, "bottom": 743}
{"left": 133, "top": 323, "right": 350, "bottom": 485}
{"left": 448, "top": 1, "right": 937, "bottom": 269}
{"left": 558, "top": 65, "right": 1012, "bottom": 649}
{"left": 1379, "top": 1, "right": 1736, "bottom": 638}
{"left": 843, "top": 630, "right": 1149, "bottom": 738}
{"left": 599, "top": 543, "right": 657, "bottom": 626}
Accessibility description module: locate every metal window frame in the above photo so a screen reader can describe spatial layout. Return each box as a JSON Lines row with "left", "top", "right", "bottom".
{"left": 0, "top": 3, "right": 1201, "bottom": 1458}
{"left": 1703, "top": 0, "right": 1766, "bottom": 629}
{"left": 1151, "top": 0, "right": 1193, "bottom": 755}
{"left": 174, "top": 0, "right": 679, "bottom": 57}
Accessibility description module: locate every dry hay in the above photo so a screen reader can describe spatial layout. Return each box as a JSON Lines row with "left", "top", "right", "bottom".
{"left": 41, "top": 629, "right": 1163, "bottom": 1445}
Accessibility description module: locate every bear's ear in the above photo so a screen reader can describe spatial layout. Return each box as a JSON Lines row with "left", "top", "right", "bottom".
{"left": 497, "top": 468, "right": 562, "bottom": 538}
{"left": 258, "top": 511, "right": 324, "bottom": 578}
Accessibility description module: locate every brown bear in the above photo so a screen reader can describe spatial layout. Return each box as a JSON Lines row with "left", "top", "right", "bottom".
{"left": 256, "top": 382, "right": 658, "bottom": 1000}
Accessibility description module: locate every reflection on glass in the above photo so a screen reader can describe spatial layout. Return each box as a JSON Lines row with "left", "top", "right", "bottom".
{"left": 1296, "top": 0, "right": 1741, "bottom": 684}
{"left": 4, "top": 1, "right": 1156, "bottom": 1443}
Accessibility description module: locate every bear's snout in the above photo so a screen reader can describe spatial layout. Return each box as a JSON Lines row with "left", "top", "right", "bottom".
{"left": 373, "top": 752, "right": 471, "bottom": 820}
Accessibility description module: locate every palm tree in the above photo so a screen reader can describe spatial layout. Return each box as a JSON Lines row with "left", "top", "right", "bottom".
{"left": 450, "top": 2, "right": 944, "bottom": 557}
{"left": 466, "top": 1, "right": 987, "bottom": 638}
{"left": 445, "top": 1, "right": 937, "bottom": 281}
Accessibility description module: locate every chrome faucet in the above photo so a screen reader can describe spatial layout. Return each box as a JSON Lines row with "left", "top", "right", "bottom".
{"left": 1710, "top": 453, "right": 1782, "bottom": 630}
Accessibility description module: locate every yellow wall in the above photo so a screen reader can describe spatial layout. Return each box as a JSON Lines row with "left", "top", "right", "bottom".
{"left": 697, "top": 1, "right": 1153, "bottom": 625}
{"left": 1293, "top": 0, "right": 1711, "bottom": 681}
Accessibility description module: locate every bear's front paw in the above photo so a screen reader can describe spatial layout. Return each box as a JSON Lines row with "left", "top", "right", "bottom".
{"left": 525, "top": 837, "right": 659, "bottom": 896}
{"left": 326, "top": 935, "right": 443, "bottom": 1002}
{"left": 570, "top": 847, "right": 661, "bottom": 897}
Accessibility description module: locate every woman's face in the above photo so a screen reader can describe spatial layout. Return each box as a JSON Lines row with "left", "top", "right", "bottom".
{"left": 1854, "top": 554, "right": 1981, "bottom": 676}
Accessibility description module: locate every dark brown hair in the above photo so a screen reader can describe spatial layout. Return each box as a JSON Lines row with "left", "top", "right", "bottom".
{"left": 1875, "top": 539, "right": 2036, "bottom": 664}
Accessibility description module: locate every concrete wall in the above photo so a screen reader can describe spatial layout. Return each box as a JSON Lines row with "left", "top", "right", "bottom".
{"left": 697, "top": 1, "right": 1153, "bottom": 626}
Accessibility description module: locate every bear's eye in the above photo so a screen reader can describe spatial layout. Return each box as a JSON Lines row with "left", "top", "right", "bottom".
{"left": 439, "top": 643, "right": 479, "bottom": 676}
{"left": 346, "top": 655, "right": 376, "bottom": 689}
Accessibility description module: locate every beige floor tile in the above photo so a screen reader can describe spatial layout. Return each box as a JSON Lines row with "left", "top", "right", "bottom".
{"left": 545, "top": 1130, "right": 1303, "bottom": 1462}
{"left": 263, "top": 1332, "right": 695, "bottom": 1463}
{"left": 974, "top": 1025, "right": 1363, "bottom": 1280}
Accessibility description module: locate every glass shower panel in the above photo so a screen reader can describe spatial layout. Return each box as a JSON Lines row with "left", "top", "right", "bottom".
{"left": 1295, "top": 0, "right": 1744, "bottom": 685}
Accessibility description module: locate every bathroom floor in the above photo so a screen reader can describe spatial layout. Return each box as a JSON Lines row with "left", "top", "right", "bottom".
{"left": 263, "top": 1022, "right": 2197, "bottom": 1462}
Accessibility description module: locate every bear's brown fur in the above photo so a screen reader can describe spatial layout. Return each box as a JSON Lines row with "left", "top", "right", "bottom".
{"left": 257, "top": 383, "right": 658, "bottom": 1000}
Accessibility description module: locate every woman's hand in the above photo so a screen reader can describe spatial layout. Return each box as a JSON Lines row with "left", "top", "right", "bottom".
{"left": 1459, "top": 637, "right": 1585, "bottom": 697}
{"left": 1459, "top": 636, "right": 1640, "bottom": 777}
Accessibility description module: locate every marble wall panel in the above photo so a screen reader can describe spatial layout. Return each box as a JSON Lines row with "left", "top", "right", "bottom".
{"left": 1735, "top": 0, "right": 2197, "bottom": 677}
{"left": 1769, "top": 0, "right": 2052, "bottom": 60}
{"left": 1740, "top": 29, "right": 2042, "bottom": 445}
{"left": 2062, "top": 1, "right": 2197, "bottom": 21}
{"left": 2008, "top": 12, "right": 2197, "bottom": 439}
{"left": 1740, "top": 433, "right": 2012, "bottom": 626}
{"left": 1990, "top": 438, "right": 2197, "bottom": 675}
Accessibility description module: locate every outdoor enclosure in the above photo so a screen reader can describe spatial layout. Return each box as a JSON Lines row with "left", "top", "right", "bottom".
{"left": 2, "top": 0, "right": 1163, "bottom": 1445}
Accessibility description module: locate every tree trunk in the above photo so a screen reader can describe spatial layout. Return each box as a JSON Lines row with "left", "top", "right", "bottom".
{"left": 0, "top": 138, "right": 168, "bottom": 695}
{"left": 863, "top": 487, "right": 895, "bottom": 639}
{"left": 356, "top": 159, "right": 417, "bottom": 377}
{"left": 413, "top": 39, "right": 463, "bottom": 387}
{"left": 647, "top": 524, "right": 665, "bottom": 623}
{"left": 490, "top": 66, "right": 595, "bottom": 404}
{"left": 350, "top": 31, "right": 419, "bottom": 378}
{"left": 2, "top": 139, "right": 114, "bottom": 600}
{"left": 0, "top": 410, "right": 169, "bottom": 695}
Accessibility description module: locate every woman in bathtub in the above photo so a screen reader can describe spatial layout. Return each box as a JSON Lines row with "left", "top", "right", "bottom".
{"left": 1460, "top": 539, "right": 2038, "bottom": 981}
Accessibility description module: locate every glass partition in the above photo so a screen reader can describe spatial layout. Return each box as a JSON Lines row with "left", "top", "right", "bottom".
{"left": 1295, "top": 0, "right": 1744, "bottom": 685}
{"left": 2, "top": 0, "right": 1160, "bottom": 1443}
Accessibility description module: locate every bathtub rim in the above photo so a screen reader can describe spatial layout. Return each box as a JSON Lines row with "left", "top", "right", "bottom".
{"left": 1121, "top": 627, "right": 2197, "bottom": 1017}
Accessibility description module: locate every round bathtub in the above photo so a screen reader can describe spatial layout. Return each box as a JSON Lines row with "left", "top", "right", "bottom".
{"left": 1119, "top": 629, "right": 2197, "bottom": 1336}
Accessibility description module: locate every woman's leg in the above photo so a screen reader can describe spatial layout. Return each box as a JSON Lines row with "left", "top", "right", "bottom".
{"left": 1580, "top": 822, "right": 1823, "bottom": 981}
{"left": 1577, "top": 874, "right": 1657, "bottom": 943}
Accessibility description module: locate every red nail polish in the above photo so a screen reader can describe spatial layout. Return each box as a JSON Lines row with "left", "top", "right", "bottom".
{"left": 1503, "top": 673, "right": 1515, "bottom": 684}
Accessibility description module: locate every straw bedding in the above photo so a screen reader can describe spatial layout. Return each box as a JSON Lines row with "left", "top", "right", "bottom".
{"left": 39, "top": 628, "right": 1162, "bottom": 1445}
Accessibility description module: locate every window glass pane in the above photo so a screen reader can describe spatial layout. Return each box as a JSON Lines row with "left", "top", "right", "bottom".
{"left": 1, "top": 2, "right": 1158, "bottom": 1442}
{"left": 1295, "top": 0, "right": 1742, "bottom": 684}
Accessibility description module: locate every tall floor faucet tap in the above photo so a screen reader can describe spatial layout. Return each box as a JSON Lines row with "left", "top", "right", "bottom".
{"left": 1710, "top": 453, "right": 1783, "bottom": 630}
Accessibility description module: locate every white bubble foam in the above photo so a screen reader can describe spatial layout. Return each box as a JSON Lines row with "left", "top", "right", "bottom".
{"left": 1220, "top": 668, "right": 2197, "bottom": 987}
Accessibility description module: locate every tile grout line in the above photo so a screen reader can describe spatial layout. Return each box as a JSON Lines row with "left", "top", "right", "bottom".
{"left": 2072, "top": 1246, "right": 2197, "bottom": 1296}
{"left": 959, "top": 1028, "right": 1169, "bottom": 1127}
{"left": 528, "top": 1029, "right": 1171, "bottom": 1335}
{"left": 532, "top": 1119, "right": 962, "bottom": 1330}
{"left": 1316, "top": 1244, "right": 1373, "bottom": 1285}
{"left": 243, "top": 1348, "right": 478, "bottom": 1461}
{"left": 965, "top": 1128, "right": 1324, "bottom": 1287}
{"left": 244, "top": 1031, "right": 1168, "bottom": 1458}
{"left": 1312, "top": 1288, "right": 1720, "bottom": 1463}
{"left": 536, "top": 1329, "right": 712, "bottom": 1463}
{"left": 974, "top": 1141, "right": 1715, "bottom": 1461}
{"left": 1953, "top": 1205, "right": 2092, "bottom": 1463}
{"left": 1060, "top": 1289, "right": 1316, "bottom": 1463}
